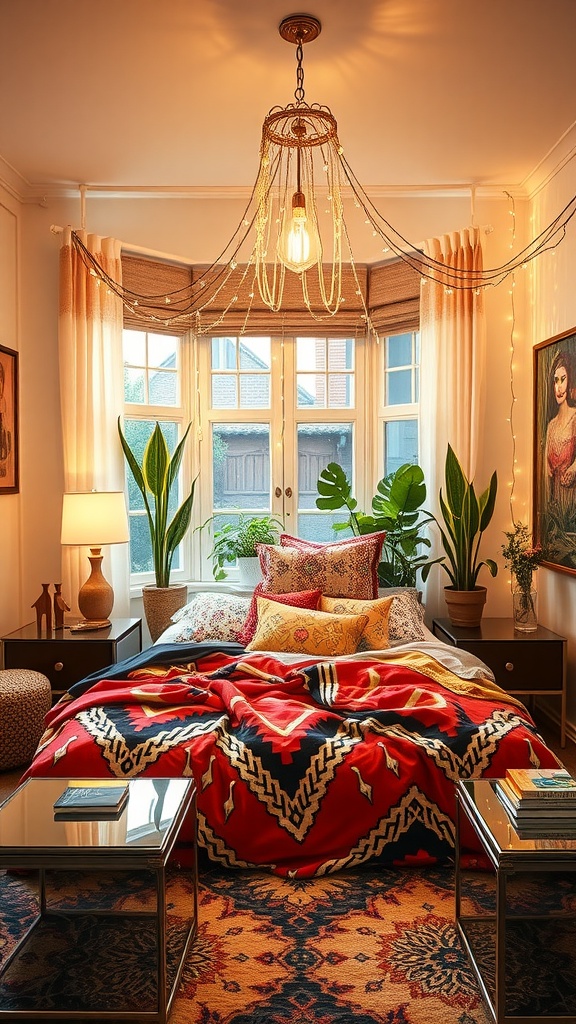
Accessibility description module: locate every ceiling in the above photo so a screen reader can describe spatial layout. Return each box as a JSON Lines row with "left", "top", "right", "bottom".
{"left": 1, "top": 0, "right": 576, "bottom": 196}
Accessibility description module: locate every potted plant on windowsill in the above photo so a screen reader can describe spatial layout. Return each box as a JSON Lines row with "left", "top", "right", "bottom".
{"left": 205, "top": 513, "right": 284, "bottom": 585}
{"left": 118, "top": 418, "right": 197, "bottom": 641}
{"left": 421, "top": 444, "right": 498, "bottom": 627}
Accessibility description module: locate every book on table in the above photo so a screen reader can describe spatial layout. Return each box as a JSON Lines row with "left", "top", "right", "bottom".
{"left": 53, "top": 782, "right": 129, "bottom": 818}
{"left": 493, "top": 772, "right": 576, "bottom": 838}
{"left": 495, "top": 778, "right": 576, "bottom": 815}
{"left": 505, "top": 768, "right": 576, "bottom": 800}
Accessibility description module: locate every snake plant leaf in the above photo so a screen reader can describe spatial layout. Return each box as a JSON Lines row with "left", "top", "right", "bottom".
{"left": 143, "top": 423, "right": 169, "bottom": 499}
{"left": 478, "top": 471, "right": 498, "bottom": 531}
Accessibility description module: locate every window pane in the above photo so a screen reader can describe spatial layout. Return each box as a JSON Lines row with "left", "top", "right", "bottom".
{"left": 387, "top": 369, "right": 412, "bottom": 405}
{"left": 297, "top": 374, "right": 327, "bottom": 408}
{"left": 327, "top": 374, "right": 354, "bottom": 408}
{"left": 296, "top": 513, "right": 352, "bottom": 542}
{"left": 212, "top": 424, "right": 270, "bottom": 510}
{"left": 212, "top": 374, "right": 237, "bottom": 408}
{"left": 211, "top": 337, "right": 236, "bottom": 370}
{"left": 384, "top": 420, "right": 419, "bottom": 475}
{"left": 149, "top": 370, "right": 178, "bottom": 406}
{"left": 129, "top": 513, "right": 154, "bottom": 574}
{"left": 124, "top": 367, "right": 145, "bottom": 404}
{"left": 297, "top": 338, "right": 326, "bottom": 371}
{"left": 123, "top": 330, "right": 146, "bottom": 366}
{"left": 387, "top": 333, "right": 412, "bottom": 368}
{"left": 239, "top": 337, "right": 271, "bottom": 370}
{"left": 297, "top": 423, "right": 353, "bottom": 509}
{"left": 148, "top": 334, "right": 177, "bottom": 369}
{"left": 328, "top": 338, "right": 354, "bottom": 371}
{"left": 239, "top": 375, "right": 270, "bottom": 408}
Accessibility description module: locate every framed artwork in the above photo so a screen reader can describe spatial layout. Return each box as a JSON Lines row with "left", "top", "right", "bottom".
{"left": 533, "top": 326, "right": 576, "bottom": 574}
{"left": 0, "top": 344, "right": 19, "bottom": 494}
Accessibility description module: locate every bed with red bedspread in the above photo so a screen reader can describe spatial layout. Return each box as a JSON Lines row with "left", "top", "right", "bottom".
{"left": 21, "top": 637, "right": 559, "bottom": 877}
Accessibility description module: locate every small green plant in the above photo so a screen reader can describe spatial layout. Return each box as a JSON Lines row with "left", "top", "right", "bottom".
{"left": 422, "top": 444, "right": 498, "bottom": 589}
{"left": 315, "top": 461, "right": 435, "bottom": 588}
{"left": 117, "top": 418, "right": 197, "bottom": 588}
{"left": 205, "top": 513, "right": 284, "bottom": 581}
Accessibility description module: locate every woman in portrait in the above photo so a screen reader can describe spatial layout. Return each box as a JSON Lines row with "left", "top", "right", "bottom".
{"left": 545, "top": 351, "right": 576, "bottom": 504}
{"left": 0, "top": 359, "right": 12, "bottom": 480}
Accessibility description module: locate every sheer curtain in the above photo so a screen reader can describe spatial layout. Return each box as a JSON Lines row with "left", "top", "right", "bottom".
{"left": 419, "top": 226, "right": 486, "bottom": 621}
{"left": 58, "top": 227, "right": 130, "bottom": 617}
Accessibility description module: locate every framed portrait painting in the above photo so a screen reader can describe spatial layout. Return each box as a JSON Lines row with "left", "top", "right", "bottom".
{"left": 0, "top": 344, "right": 19, "bottom": 494}
{"left": 534, "top": 326, "right": 576, "bottom": 574}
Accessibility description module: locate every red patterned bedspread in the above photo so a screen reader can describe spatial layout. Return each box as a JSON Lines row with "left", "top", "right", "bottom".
{"left": 23, "top": 644, "right": 559, "bottom": 877}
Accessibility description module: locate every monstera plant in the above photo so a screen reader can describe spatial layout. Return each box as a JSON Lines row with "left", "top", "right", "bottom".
{"left": 315, "top": 461, "right": 435, "bottom": 588}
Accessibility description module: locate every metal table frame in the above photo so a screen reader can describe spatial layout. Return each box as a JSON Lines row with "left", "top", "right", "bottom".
{"left": 0, "top": 779, "right": 197, "bottom": 1022}
{"left": 455, "top": 779, "right": 576, "bottom": 1024}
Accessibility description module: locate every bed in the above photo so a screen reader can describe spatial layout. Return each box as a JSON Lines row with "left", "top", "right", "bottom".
{"left": 22, "top": 537, "right": 561, "bottom": 878}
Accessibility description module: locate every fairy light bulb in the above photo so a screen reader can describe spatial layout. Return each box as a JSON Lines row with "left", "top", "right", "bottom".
{"left": 277, "top": 190, "right": 319, "bottom": 273}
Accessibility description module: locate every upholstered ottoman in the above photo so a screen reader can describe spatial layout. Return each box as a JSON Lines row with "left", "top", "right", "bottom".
{"left": 0, "top": 670, "right": 52, "bottom": 771}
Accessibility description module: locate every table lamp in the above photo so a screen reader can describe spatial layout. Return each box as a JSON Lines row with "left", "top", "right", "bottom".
{"left": 61, "top": 491, "right": 129, "bottom": 625}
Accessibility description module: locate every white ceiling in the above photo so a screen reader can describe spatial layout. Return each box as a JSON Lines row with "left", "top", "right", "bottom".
{"left": 1, "top": 0, "right": 576, "bottom": 196}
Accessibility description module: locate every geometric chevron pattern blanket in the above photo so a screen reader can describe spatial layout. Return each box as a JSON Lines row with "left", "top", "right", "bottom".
{"left": 23, "top": 645, "right": 558, "bottom": 877}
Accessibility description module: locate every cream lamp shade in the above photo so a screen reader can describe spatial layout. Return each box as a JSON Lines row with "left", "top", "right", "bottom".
{"left": 61, "top": 491, "right": 129, "bottom": 624}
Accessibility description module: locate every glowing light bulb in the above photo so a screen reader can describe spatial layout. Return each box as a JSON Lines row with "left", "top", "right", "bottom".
{"left": 277, "top": 191, "right": 319, "bottom": 273}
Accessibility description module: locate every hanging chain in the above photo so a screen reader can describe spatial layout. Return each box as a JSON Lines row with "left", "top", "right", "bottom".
{"left": 294, "top": 40, "right": 305, "bottom": 103}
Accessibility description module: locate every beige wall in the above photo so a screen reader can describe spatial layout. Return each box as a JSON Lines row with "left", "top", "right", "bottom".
{"left": 2, "top": 171, "right": 576, "bottom": 734}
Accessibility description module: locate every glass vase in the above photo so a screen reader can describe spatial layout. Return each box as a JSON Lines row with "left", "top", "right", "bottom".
{"left": 512, "top": 585, "right": 538, "bottom": 632}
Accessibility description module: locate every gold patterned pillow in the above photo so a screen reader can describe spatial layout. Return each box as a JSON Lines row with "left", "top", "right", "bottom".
{"left": 245, "top": 598, "right": 369, "bottom": 656}
{"left": 320, "top": 594, "right": 394, "bottom": 650}
{"left": 257, "top": 540, "right": 381, "bottom": 600}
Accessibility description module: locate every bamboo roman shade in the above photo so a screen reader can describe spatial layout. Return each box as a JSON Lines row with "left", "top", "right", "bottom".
{"left": 367, "top": 259, "right": 421, "bottom": 334}
{"left": 121, "top": 252, "right": 419, "bottom": 336}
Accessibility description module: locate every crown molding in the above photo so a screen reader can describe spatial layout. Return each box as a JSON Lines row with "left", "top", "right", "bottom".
{"left": 0, "top": 174, "right": 530, "bottom": 205}
{"left": 524, "top": 120, "right": 576, "bottom": 199}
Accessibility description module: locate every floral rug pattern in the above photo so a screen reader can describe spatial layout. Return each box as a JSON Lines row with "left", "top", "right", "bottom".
{"left": 1, "top": 862, "right": 575, "bottom": 1023}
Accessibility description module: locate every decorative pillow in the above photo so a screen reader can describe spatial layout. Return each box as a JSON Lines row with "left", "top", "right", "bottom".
{"left": 279, "top": 532, "right": 385, "bottom": 598}
{"left": 320, "top": 594, "right": 394, "bottom": 651}
{"left": 237, "top": 584, "right": 322, "bottom": 647}
{"left": 379, "top": 587, "right": 427, "bottom": 643}
{"left": 246, "top": 598, "right": 369, "bottom": 656}
{"left": 258, "top": 538, "right": 383, "bottom": 601}
{"left": 169, "top": 592, "right": 250, "bottom": 643}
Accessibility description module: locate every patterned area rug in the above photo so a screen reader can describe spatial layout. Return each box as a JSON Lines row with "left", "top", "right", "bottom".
{"left": 1, "top": 862, "right": 575, "bottom": 1022}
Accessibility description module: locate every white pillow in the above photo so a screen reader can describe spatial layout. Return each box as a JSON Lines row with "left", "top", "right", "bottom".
{"left": 169, "top": 592, "right": 250, "bottom": 642}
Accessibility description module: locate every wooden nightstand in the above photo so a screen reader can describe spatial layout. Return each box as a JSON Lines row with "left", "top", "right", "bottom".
{"left": 432, "top": 617, "right": 567, "bottom": 747}
{"left": 1, "top": 618, "right": 142, "bottom": 702}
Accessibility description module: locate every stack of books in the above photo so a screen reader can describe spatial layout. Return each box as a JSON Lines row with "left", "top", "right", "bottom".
{"left": 494, "top": 768, "right": 576, "bottom": 838}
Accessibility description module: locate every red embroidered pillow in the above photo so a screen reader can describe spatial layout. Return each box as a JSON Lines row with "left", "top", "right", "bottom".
{"left": 279, "top": 532, "right": 385, "bottom": 598}
{"left": 261, "top": 532, "right": 385, "bottom": 600}
{"left": 237, "top": 583, "right": 322, "bottom": 647}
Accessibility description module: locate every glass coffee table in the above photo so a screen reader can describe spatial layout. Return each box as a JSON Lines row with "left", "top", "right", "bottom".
{"left": 0, "top": 777, "right": 197, "bottom": 1022}
{"left": 456, "top": 779, "right": 576, "bottom": 1024}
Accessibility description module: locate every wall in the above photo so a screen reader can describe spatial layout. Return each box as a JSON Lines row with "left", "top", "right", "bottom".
{"left": 530, "top": 157, "right": 576, "bottom": 729}
{"left": 0, "top": 187, "right": 23, "bottom": 634}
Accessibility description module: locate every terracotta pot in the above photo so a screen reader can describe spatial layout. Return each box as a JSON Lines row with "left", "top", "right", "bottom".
{"left": 142, "top": 583, "right": 188, "bottom": 642}
{"left": 444, "top": 586, "right": 487, "bottom": 628}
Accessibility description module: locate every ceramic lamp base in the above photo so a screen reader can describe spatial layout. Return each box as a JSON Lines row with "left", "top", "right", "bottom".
{"left": 78, "top": 547, "right": 114, "bottom": 622}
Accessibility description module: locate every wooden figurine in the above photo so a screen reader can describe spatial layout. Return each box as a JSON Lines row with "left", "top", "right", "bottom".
{"left": 32, "top": 583, "right": 52, "bottom": 633}
{"left": 53, "top": 583, "right": 70, "bottom": 630}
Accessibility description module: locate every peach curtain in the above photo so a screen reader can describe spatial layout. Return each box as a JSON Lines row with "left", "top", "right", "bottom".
{"left": 419, "top": 226, "right": 486, "bottom": 620}
{"left": 58, "top": 227, "right": 130, "bottom": 617}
